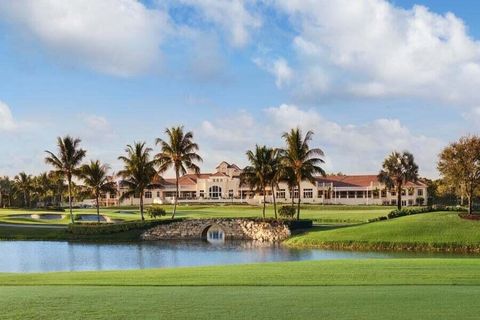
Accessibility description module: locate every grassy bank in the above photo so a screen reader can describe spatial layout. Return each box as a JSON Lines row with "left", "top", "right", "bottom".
{"left": 1, "top": 259, "right": 480, "bottom": 319}
{"left": 0, "top": 204, "right": 392, "bottom": 225}
{"left": 286, "top": 211, "right": 480, "bottom": 251}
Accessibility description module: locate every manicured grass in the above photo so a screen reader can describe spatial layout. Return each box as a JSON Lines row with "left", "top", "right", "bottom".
{"left": 286, "top": 211, "right": 480, "bottom": 251}
{"left": 1, "top": 259, "right": 480, "bottom": 319}
{"left": 0, "top": 204, "right": 393, "bottom": 225}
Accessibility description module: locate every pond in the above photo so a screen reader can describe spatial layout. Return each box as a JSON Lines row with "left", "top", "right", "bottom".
{"left": 0, "top": 240, "right": 476, "bottom": 273}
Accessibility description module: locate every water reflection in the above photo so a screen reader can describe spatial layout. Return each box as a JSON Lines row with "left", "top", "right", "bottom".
{"left": 0, "top": 240, "right": 477, "bottom": 273}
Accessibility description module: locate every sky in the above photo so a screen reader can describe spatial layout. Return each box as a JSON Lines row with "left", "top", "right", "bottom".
{"left": 0, "top": 0, "right": 480, "bottom": 178}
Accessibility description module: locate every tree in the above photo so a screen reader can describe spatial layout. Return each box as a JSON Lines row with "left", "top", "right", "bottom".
{"left": 438, "top": 136, "right": 480, "bottom": 215}
{"left": 378, "top": 151, "right": 419, "bottom": 211}
{"left": 281, "top": 128, "right": 326, "bottom": 220}
{"left": 155, "top": 126, "right": 202, "bottom": 219}
{"left": 33, "top": 172, "right": 52, "bottom": 208}
{"left": 118, "top": 142, "right": 157, "bottom": 221}
{"left": 14, "top": 172, "right": 33, "bottom": 208}
{"left": 45, "top": 136, "right": 86, "bottom": 223}
{"left": 0, "top": 176, "right": 13, "bottom": 208}
{"left": 79, "top": 160, "right": 117, "bottom": 223}
{"left": 267, "top": 148, "right": 283, "bottom": 219}
{"left": 240, "top": 145, "right": 274, "bottom": 218}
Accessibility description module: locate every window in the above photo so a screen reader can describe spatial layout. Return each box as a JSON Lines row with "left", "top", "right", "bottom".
{"left": 209, "top": 186, "right": 222, "bottom": 199}
{"left": 390, "top": 191, "right": 396, "bottom": 196}
{"left": 292, "top": 189, "right": 299, "bottom": 198}
{"left": 348, "top": 191, "right": 355, "bottom": 198}
{"left": 417, "top": 189, "right": 424, "bottom": 196}
{"left": 156, "top": 191, "right": 160, "bottom": 198}
{"left": 391, "top": 199, "right": 397, "bottom": 205}
{"left": 199, "top": 190, "right": 205, "bottom": 198}
{"left": 145, "top": 191, "right": 152, "bottom": 199}
{"left": 317, "top": 190, "right": 323, "bottom": 198}
{"left": 109, "top": 193, "right": 116, "bottom": 199}
{"left": 340, "top": 191, "right": 347, "bottom": 198}
{"left": 228, "top": 190, "right": 234, "bottom": 198}
{"left": 381, "top": 190, "right": 387, "bottom": 198}
{"left": 356, "top": 191, "right": 364, "bottom": 198}
{"left": 401, "top": 189, "right": 406, "bottom": 196}
{"left": 277, "top": 189, "right": 286, "bottom": 198}
{"left": 303, "top": 189, "right": 313, "bottom": 198}
{"left": 408, "top": 200, "right": 413, "bottom": 206}
{"left": 373, "top": 190, "right": 379, "bottom": 199}
{"left": 408, "top": 188, "right": 414, "bottom": 196}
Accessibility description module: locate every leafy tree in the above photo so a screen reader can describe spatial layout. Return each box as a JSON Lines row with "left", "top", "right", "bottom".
{"left": 281, "top": 128, "right": 326, "bottom": 220}
{"left": 438, "top": 136, "right": 480, "bottom": 215}
{"left": 241, "top": 145, "right": 274, "bottom": 218}
{"left": 155, "top": 126, "right": 202, "bottom": 219}
{"left": 118, "top": 142, "right": 157, "bottom": 221}
{"left": 378, "top": 151, "right": 419, "bottom": 211}
{"left": 45, "top": 136, "right": 86, "bottom": 223}
{"left": 33, "top": 172, "right": 53, "bottom": 208}
{"left": 79, "top": 160, "right": 117, "bottom": 223}
{"left": 14, "top": 172, "right": 33, "bottom": 208}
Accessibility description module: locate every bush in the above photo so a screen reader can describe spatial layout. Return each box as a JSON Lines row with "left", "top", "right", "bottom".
{"left": 285, "top": 219, "right": 313, "bottom": 230}
{"left": 67, "top": 219, "right": 183, "bottom": 235}
{"left": 147, "top": 206, "right": 167, "bottom": 219}
{"left": 278, "top": 206, "right": 296, "bottom": 219}
{"left": 368, "top": 216, "right": 388, "bottom": 223}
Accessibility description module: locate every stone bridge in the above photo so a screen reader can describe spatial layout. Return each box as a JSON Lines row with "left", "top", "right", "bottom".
{"left": 141, "top": 218, "right": 291, "bottom": 242}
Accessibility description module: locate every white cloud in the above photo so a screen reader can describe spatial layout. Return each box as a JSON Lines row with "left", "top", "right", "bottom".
{"left": 84, "top": 115, "right": 111, "bottom": 132}
{"left": 175, "top": 0, "right": 261, "bottom": 47}
{"left": 253, "top": 57, "right": 293, "bottom": 88}
{"left": 0, "top": 0, "right": 170, "bottom": 76}
{"left": 0, "top": 101, "right": 17, "bottom": 131}
{"left": 274, "top": 0, "right": 480, "bottom": 108}
{"left": 199, "top": 104, "right": 442, "bottom": 177}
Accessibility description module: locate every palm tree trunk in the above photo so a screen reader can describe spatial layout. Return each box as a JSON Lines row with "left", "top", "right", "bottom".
{"left": 140, "top": 191, "right": 145, "bottom": 221}
{"left": 262, "top": 187, "right": 266, "bottom": 219}
{"left": 397, "top": 184, "right": 402, "bottom": 211}
{"left": 68, "top": 178, "right": 74, "bottom": 224}
{"left": 172, "top": 170, "right": 179, "bottom": 219}
{"left": 272, "top": 183, "right": 277, "bottom": 219}
{"left": 296, "top": 182, "right": 301, "bottom": 220}
{"left": 23, "top": 191, "right": 27, "bottom": 208}
{"left": 96, "top": 193, "right": 100, "bottom": 223}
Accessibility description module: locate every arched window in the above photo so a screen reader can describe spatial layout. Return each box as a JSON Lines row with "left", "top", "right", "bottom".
{"left": 209, "top": 186, "right": 222, "bottom": 199}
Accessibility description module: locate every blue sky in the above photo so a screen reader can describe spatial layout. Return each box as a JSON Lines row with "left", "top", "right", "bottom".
{"left": 0, "top": 0, "right": 479, "bottom": 178}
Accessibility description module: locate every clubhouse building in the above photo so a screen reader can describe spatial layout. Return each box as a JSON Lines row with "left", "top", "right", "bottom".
{"left": 102, "top": 161, "right": 428, "bottom": 207}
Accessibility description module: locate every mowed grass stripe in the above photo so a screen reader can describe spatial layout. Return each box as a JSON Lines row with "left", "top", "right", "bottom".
{"left": 1, "top": 285, "right": 480, "bottom": 320}
{"left": 1, "top": 259, "right": 480, "bottom": 286}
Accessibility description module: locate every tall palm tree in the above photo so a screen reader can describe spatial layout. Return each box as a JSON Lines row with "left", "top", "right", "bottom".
{"left": 45, "top": 136, "right": 87, "bottom": 224}
{"left": 268, "top": 148, "right": 283, "bottom": 219}
{"left": 155, "top": 126, "right": 202, "bottom": 219}
{"left": 378, "top": 151, "right": 419, "bottom": 210}
{"left": 240, "top": 145, "right": 274, "bottom": 218}
{"left": 14, "top": 172, "right": 33, "bottom": 208}
{"left": 79, "top": 160, "right": 117, "bottom": 223}
{"left": 118, "top": 142, "right": 157, "bottom": 221}
{"left": 281, "top": 128, "right": 326, "bottom": 220}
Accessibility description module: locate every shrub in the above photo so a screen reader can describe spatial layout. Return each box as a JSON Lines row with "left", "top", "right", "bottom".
{"left": 368, "top": 216, "right": 388, "bottom": 223}
{"left": 147, "top": 206, "right": 167, "bottom": 219}
{"left": 278, "top": 206, "right": 296, "bottom": 219}
{"left": 285, "top": 219, "right": 313, "bottom": 230}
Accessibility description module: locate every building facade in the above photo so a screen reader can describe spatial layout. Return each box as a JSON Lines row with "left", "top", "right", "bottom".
{"left": 103, "top": 161, "right": 427, "bottom": 207}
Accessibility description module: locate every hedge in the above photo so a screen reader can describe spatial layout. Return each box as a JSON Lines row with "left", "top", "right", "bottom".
{"left": 67, "top": 219, "right": 184, "bottom": 235}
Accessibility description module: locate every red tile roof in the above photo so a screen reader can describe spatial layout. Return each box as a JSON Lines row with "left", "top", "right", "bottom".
{"left": 317, "top": 175, "right": 427, "bottom": 188}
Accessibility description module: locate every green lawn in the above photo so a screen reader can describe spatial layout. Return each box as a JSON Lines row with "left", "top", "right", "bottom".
{"left": 0, "top": 204, "right": 392, "bottom": 225}
{"left": 1, "top": 259, "right": 480, "bottom": 319}
{"left": 286, "top": 211, "right": 480, "bottom": 251}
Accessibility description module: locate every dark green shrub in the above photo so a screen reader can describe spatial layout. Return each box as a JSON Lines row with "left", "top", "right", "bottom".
{"left": 278, "top": 206, "right": 296, "bottom": 219}
{"left": 147, "top": 206, "right": 167, "bottom": 219}
{"left": 285, "top": 219, "right": 313, "bottom": 230}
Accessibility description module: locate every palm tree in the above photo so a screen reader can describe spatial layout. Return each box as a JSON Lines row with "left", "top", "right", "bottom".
{"left": 79, "top": 160, "right": 117, "bottom": 223}
{"left": 155, "top": 126, "right": 202, "bottom": 219}
{"left": 267, "top": 148, "right": 283, "bottom": 219}
{"left": 240, "top": 145, "right": 274, "bottom": 218}
{"left": 34, "top": 172, "right": 52, "bottom": 208}
{"left": 14, "top": 172, "right": 33, "bottom": 208}
{"left": 118, "top": 142, "right": 157, "bottom": 221}
{"left": 281, "top": 128, "right": 326, "bottom": 220}
{"left": 45, "top": 136, "right": 87, "bottom": 224}
{"left": 378, "top": 151, "right": 419, "bottom": 210}
{"left": 0, "top": 176, "right": 13, "bottom": 208}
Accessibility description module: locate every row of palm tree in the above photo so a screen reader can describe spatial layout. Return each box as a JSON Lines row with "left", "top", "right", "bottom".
{"left": 241, "top": 128, "right": 326, "bottom": 220}
{"left": 41, "top": 126, "right": 202, "bottom": 223}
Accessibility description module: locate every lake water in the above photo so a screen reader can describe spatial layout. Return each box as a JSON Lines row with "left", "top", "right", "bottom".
{"left": 0, "top": 240, "right": 476, "bottom": 273}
